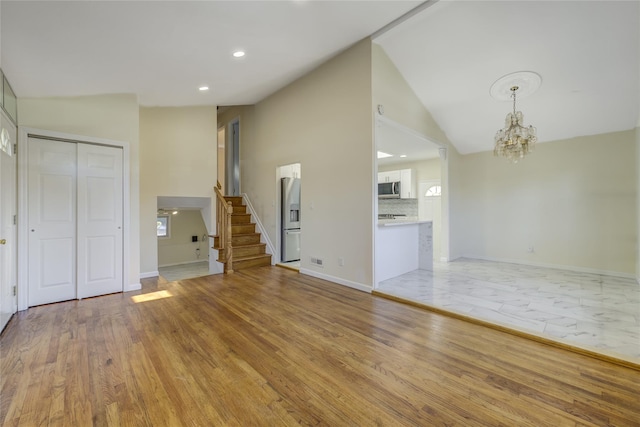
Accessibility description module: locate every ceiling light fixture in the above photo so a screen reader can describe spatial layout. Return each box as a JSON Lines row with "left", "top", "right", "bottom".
{"left": 377, "top": 151, "right": 393, "bottom": 159}
{"left": 491, "top": 71, "right": 541, "bottom": 163}
{"left": 199, "top": 86, "right": 209, "bottom": 91}
{"left": 232, "top": 50, "right": 245, "bottom": 58}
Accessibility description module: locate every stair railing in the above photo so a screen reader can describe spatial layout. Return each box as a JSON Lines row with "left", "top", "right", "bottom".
{"left": 214, "top": 182, "right": 234, "bottom": 273}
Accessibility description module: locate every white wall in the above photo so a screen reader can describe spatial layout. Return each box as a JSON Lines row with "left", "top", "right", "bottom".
{"left": 158, "top": 210, "right": 209, "bottom": 267}
{"left": 18, "top": 94, "right": 141, "bottom": 288}
{"left": 239, "top": 38, "right": 374, "bottom": 290}
{"left": 456, "top": 130, "right": 637, "bottom": 276}
{"left": 139, "top": 106, "right": 217, "bottom": 277}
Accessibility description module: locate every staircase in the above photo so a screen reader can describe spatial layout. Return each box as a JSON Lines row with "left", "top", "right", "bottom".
{"left": 212, "top": 196, "right": 272, "bottom": 272}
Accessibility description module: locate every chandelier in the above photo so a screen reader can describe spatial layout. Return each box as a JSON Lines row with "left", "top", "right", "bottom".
{"left": 493, "top": 85, "right": 537, "bottom": 163}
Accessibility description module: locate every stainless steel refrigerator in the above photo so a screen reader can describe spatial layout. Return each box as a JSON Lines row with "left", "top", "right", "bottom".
{"left": 281, "top": 177, "right": 301, "bottom": 262}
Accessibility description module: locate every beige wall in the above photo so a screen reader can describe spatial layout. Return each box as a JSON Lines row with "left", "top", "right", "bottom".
{"left": 372, "top": 44, "right": 449, "bottom": 143}
{"left": 158, "top": 210, "right": 208, "bottom": 267}
{"left": 18, "top": 93, "right": 141, "bottom": 287}
{"left": 240, "top": 38, "right": 374, "bottom": 288}
{"left": 456, "top": 130, "right": 637, "bottom": 275}
{"left": 139, "top": 106, "right": 217, "bottom": 276}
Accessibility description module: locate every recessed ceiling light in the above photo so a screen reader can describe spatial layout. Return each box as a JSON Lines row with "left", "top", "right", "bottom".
{"left": 400, "top": 154, "right": 407, "bottom": 158}
{"left": 377, "top": 151, "right": 393, "bottom": 159}
{"left": 199, "top": 86, "right": 209, "bottom": 91}
{"left": 233, "top": 50, "right": 245, "bottom": 58}
{"left": 172, "top": 210, "right": 178, "bottom": 215}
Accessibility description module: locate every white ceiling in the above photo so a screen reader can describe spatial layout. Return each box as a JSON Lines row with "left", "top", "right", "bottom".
{"left": 0, "top": 0, "right": 421, "bottom": 107}
{"left": 1, "top": 1, "right": 638, "bottom": 157}
{"left": 375, "top": 0, "right": 640, "bottom": 154}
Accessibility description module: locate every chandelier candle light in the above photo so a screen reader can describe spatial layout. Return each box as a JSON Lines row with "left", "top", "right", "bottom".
{"left": 490, "top": 71, "right": 541, "bottom": 163}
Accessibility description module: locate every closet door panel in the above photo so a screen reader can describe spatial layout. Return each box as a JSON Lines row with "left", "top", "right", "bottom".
{"left": 28, "top": 138, "right": 77, "bottom": 306}
{"left": 77, "top": 144, "right": 123, "bottom": 298}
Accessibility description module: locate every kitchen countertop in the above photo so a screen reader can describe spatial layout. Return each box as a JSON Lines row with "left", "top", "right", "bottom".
{"left": 378, "top": 219, "right": 432, "bottom": 226}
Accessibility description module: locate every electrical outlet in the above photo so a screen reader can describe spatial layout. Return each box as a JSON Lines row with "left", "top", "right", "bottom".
{"left": 527, "top": 246, "right": 534, "bottom": 253}
{"left": 338, "top": 257, "right": 344, "bottom": 267}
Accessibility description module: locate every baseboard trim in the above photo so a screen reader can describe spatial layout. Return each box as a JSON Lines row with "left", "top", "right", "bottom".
{"left": 372, "top": 290, "right": 640, "bottom": 372}
{"left": 140, "top": 271, "right": 159, "bottom": 279}
{"left": 299, "top": 268, "right": 372, "bottom": 293}
{"left": 458, "top": 255, "right": 637, "bottom": 280}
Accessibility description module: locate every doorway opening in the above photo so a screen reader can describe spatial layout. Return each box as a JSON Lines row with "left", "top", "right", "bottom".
{"left": 156, "top": 196, "right": 219, "bottom": 281}
{"left": 217, "top": 117, "right": 240, "bottom": 197}
{"left": 276, "top": 163, "right": 301, "bottom": 270}
{"left": 373, "top": 116, "right": 449, "bottom": 288}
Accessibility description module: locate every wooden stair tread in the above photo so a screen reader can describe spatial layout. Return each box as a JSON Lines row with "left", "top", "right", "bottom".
{"left": 231, "top": 242, "right": 265, "bottom": 248}
{"left": 233, "top": 253, "right": 271, "bottom": 261}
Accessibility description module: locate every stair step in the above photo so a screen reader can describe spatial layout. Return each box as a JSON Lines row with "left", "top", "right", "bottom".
{"left": 231, "top": 213, "right": 252, "bottom": 225}
{"left": 224, "top": 196, "right": 244, "bottom": 206}
{"left": 230, "top": 205, "right": 246, "bottom": 214}
{"left": 218, "top": 243, "right": 265, "bottom": 259}
{"left": 212, "top": 234, "right": 262, "bottom": 248}
{"left": 232, "top": 223, "right": 256, "bottom": 234}
{"left": 233, "top": 254, "right": 272, "bottom": 271}
{"left": 231, "top": 233, "right": 261, "bottom": 246}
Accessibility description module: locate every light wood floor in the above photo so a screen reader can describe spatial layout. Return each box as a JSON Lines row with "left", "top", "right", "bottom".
{"left": 1, "top": 267, "right": 638, "bottom": 426}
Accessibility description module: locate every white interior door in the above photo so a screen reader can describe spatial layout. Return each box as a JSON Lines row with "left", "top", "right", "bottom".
{"left": 77, "top": 144, "right": 123, "bottom": 298}
{"left": 0, "top": 111, "right": 17, "bottom": 331}
{"left": 28, "top": 138, "right": 77, "bottom": 306}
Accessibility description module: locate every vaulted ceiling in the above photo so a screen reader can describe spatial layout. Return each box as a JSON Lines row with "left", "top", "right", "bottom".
{"left": 375, "top": 0, "right": 639, "bottom": 154}
{"left": 1, "top": 1, "right": 638, "bottom": 155}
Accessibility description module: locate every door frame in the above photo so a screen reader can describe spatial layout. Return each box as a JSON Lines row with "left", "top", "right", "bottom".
{"left": 17, "top": 127, "right": 132, "bottom": 311}
{"left": 0, "top": 108, "right": 18, "bottom": 330}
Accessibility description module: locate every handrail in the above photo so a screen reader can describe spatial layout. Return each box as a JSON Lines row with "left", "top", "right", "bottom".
{"left": 214, "top": 184, "right": 234, "bottom": 273}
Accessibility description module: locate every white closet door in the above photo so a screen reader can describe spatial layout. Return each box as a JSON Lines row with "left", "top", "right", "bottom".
{"left": 77, "top": 144, "right": 123, "bottom": 299}
{"left": 28, "top": 138, "right": 77, "bottom": 306}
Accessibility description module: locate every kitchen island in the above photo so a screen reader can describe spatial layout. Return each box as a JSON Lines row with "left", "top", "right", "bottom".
{"left": 375, "top": 220, "right": 432, "bottom": 284}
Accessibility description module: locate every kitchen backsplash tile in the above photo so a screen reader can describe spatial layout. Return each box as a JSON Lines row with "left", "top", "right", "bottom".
{"left": 378, "top": 199, "right": 418, "bottom": 217}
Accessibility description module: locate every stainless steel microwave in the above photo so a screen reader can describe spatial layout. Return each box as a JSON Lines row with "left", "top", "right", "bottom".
{"left": 378, "top": 181, "right": 400, "bottom": 198}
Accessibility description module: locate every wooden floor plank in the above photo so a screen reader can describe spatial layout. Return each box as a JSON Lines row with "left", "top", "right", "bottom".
{"left": 1, "top": 266, "right": 638, "bottom": 426}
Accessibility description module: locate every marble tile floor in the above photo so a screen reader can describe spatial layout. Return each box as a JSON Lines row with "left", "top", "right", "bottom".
{"left": 159, "top": 261, "right": 211, "bottom": 282}
{"left": 376, "top": 258, "right": 640, "bottom": 364}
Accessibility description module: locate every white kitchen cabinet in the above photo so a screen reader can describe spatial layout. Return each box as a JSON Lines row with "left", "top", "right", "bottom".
{"left": 377, "top": 170, "right": 401, "bottom": 183}
{"left": 400, "top": 168, "right": 416, "bottom": 199}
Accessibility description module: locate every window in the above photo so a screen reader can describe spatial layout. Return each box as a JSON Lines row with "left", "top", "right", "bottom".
{"left": 157, "top": 215, "right": 170, "bottom": 238}
{"left": 425, "top": 185, "right": 441, "bottom": 197}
